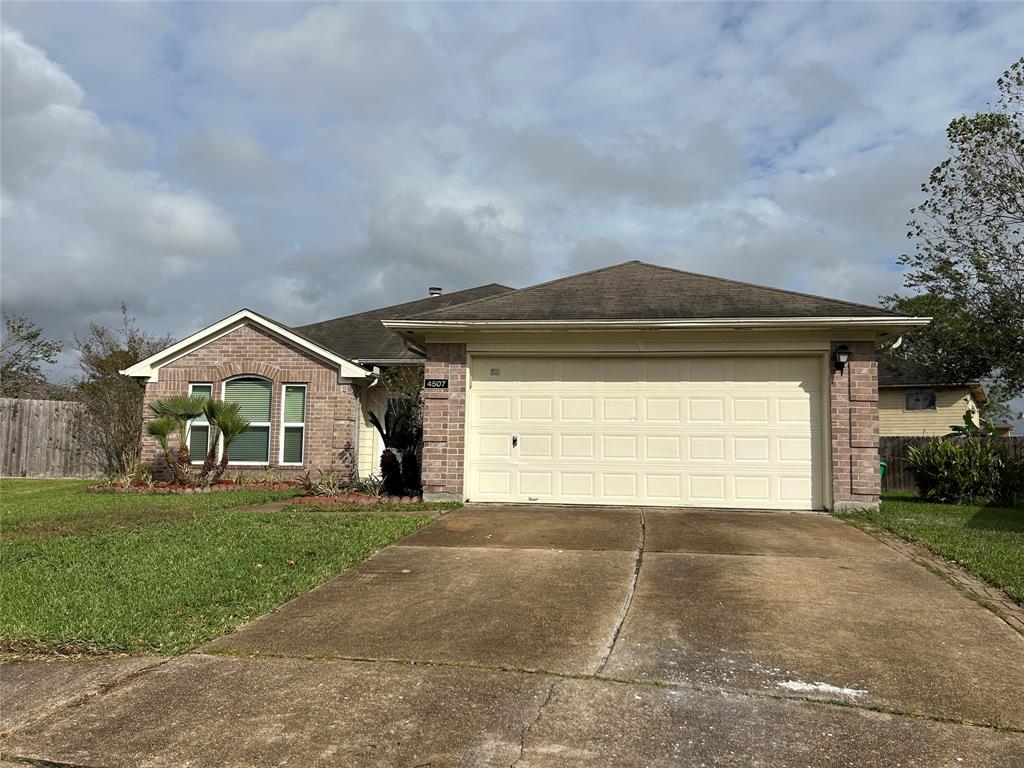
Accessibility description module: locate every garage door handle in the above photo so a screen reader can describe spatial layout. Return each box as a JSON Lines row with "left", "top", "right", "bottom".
{"left": 512, "top": 435, "right": 518, "bottom": 448}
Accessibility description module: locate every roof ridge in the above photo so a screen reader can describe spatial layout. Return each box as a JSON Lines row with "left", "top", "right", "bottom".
{"left": 298, "top": 283, "right": 514, "bottom": 327}
{"left": 632, "top": 261, "right": 905, "bottom": 317}
{"left": 408, "top": 261, "right": 644, "bottom": 320}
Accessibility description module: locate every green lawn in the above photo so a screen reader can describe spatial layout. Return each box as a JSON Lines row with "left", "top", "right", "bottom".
{"left": 841, "top": 494, "right": 1024, "bottom": 604}
{"left": 1, "top": 479, "right": 446, "bottom": 654}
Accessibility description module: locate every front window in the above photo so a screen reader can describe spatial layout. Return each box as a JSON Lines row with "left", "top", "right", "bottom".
{"left": 187, "top": 383, "right": 212, "bottom": 464}
{"left": 223, "top": 377, "right": 272, "bottom": 464}
{"left": 905, "top": 388, "right": 936, "bottom": 411}
{"left": 280, "top": 384, "right": 306, "bottom": 465}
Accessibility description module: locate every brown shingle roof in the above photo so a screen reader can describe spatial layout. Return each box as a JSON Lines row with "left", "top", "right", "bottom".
{"left": 296, "top": 284, "right": 513, "bottom": 362}
{"left": 406, "top": 261, "right": 908, "bottom": 322}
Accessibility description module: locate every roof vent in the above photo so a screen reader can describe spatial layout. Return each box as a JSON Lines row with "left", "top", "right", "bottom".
{"left": 428, "top": 287, "right": 443, "bottom": 297}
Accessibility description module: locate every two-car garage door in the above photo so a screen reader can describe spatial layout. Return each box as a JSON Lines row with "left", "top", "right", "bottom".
{"left": 466, "top": 356, "right": 823, "bottom": 510}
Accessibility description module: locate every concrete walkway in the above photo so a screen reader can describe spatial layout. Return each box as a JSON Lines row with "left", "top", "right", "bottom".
{"left": 3, "top": 506, "right": 1022, "bottom": 766}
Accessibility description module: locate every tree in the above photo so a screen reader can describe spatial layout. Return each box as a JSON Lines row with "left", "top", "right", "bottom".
{"left": 896, "top": 57, "right": 1024, "bottom": 400}
{"left": 0, "top": 313, "right": 62, "bottom": 398}
{"left": 74, "top": 305, "right": 173, "bottom": 474}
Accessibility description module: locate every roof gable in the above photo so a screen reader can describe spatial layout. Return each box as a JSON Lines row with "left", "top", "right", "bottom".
{"left": 404, "top": 261, "right": 909, "bottom": 322}
{"left": 120, "top": 309, "right": 371, "bottom": 382}
{"left": 296, "top": 283, "right": 513, "bottom": 361}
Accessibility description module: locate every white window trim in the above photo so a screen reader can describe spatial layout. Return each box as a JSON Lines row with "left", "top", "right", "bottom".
{"left": 187, "top": 383, "right": 213, "bottom": 465}
{"left": 220, "top": 376, "right": 272, "bottom": 466}
{"left": 279, "top": 383, "right": 307, "bottom": 466}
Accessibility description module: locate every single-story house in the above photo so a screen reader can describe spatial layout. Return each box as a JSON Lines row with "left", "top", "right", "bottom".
{"left": 877, "top": 358, "right": 989, "bottom": 437}
{"left": 122, "top": 261, "right": 928, "bottom": 512}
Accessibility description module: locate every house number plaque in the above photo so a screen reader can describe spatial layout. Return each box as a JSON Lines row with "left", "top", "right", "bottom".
{"left": 424, "top": 379, "right": 449, "bottom": 389}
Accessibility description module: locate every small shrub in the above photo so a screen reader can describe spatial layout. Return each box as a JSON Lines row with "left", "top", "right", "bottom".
{"left": 906, "top": 437, "right": 1023, "bottom": 505}
{"left": 349, "top": 474, "right": 385, "bottom": 496}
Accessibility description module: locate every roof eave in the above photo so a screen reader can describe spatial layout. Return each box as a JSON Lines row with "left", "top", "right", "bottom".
{"left": 383, "top": 316, "right": 931, "bottom": 333}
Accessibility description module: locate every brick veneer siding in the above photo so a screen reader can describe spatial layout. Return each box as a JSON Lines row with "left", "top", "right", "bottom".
{"left": 420, "top": 343, "right": 467, "bottom": 498}
{"left": 829, "top": 341, "right": 881, "bottom": 512}
{"left": 139, "top": 324, "right": 359, "bottom": 479}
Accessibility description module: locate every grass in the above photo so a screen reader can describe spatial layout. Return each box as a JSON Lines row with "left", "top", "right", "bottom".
{"left": 840, "top": 493, "right": 1024, "bottom": 604}
{"left": 1, "top": 479, "right": 447, "bottom": 654}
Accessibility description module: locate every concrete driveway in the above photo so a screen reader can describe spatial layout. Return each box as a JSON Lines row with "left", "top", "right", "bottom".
{"left": 4, "top": 506, "right": 1023, "bottom": 766}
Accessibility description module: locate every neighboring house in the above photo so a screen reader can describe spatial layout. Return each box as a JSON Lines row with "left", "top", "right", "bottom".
{"left": 877, "top": 358, "right": 988, "bottom": 437}
{"left": 122, "top": 261, "right": 927, "bottom": 512}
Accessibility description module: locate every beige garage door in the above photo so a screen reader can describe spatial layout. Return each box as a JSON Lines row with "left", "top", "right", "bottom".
{"left": 467, "top": 356, "right": 823, "bottom": 510}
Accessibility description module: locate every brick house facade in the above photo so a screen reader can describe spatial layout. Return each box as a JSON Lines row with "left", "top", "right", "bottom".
{"left": 139, "top": 324, "right": 360, "bottom": 479}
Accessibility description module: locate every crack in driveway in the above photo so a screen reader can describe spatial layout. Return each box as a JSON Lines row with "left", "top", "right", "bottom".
{"left": 597, "top": 509, "right": 645, "bottom": 674}
{"left": 510, "top": 680, "right": 558, "bottom": 768}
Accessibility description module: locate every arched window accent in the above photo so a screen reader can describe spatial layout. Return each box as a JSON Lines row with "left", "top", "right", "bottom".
{"left": 222, "top": 376, "right": 272, "bottom": 464}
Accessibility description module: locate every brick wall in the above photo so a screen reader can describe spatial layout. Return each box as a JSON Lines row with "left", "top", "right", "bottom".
{"left": 420, "top": 342, "right": 467, "bottom": 497}
{"left": 829, "top": 341, "right": 881, "bottom": 511}
{"left": 140, "top": 324, "right": 359, "bottom": 479}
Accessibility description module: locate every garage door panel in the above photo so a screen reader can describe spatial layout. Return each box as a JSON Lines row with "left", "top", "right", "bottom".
{"left": 560, "top": 397, "right": 595, "bottom": 421}
{"left": 689, "top": 436, "right": 725, "bottom": 461}
{"left": 518, "top": 397, "right": 553, "bottom": 420}
{"left": 645, "top": 435, "right": 681, "bottom": 460}
{"left": 602, "top": 435, "right": 639, "bottom": 459}
{"left": 477, "top": 396, "right": 512, "bottom": 421}
{"left": 468, "top": 356, "right": 822, "bottom": 509}
{"left": 644, "top": 398, "right": 681, "bottom": 422}
{"left": 603, "top": 398, "right": 637, "bottom": 421}
{"left": 688, "top": 398, "right": 725, "bottom": 423}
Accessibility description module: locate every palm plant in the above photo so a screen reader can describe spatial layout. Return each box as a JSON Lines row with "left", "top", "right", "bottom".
{"left": 209, "top": 405, "right": 250, "bottom": 485}
{"left": 149, "top": 394, "right": 209, "bottom": 476}
{"left": 368, "top": 396, "right": 423, "bottom": 494}
{"left": 145, "top": 415, "right": 182, "bottom": 483}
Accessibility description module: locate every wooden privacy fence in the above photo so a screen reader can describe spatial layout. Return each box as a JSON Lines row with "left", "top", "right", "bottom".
{"left": 880, "top": 435, "right": 1024, "bottom": 493}
{"left": 0, "top": 398, "right": 97, "bottom": 478}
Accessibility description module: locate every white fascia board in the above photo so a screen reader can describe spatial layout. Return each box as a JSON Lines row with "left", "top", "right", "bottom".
{"left": 382, "top": 316, "right": 932, "bottom": 332}
{"left": 120, "top": 309, "right": 371, "bottom": 382}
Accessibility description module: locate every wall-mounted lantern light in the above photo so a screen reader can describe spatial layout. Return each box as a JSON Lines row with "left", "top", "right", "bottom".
{"left": 834, "top": 344, "right": 850, "bottom": 373}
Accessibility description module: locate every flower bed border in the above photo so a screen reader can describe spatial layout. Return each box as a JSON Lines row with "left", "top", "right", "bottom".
{"left": 87, "top": 482, "right": 301, "bottom": 495}
{"left": 291, "top": 494, "right": 423, "bottom": 505}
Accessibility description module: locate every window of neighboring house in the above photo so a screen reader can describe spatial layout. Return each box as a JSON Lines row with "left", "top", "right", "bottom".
{"left": 187, "top": 384, "right": 213, "bottom": 464}
{"left": 905, "top": 388, "right": 937, "bottom": 411}
{"left": 280, "top": 384, "right": 306, "bottom": 465}
{"left": 222, "top": 377, "right": 272, "bottom": 464}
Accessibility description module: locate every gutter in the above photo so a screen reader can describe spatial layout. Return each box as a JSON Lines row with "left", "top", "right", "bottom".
{"left": 382, "top": 316, "right": 932, "bottom": 332}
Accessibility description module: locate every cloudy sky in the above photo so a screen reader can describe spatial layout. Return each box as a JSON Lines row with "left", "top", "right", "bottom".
{"left": 2, "top": 2, "right": 1023, "bottom": 378}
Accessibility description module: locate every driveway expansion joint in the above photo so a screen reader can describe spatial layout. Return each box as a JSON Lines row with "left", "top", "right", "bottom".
{"left": 598, "top": 509, "right": 646, "bottom": 674}
{"left": 194, "top": 647, "right": 1023, "bottom": 734}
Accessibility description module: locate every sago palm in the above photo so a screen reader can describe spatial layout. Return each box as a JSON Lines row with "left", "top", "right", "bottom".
{"left": 209, "top": 405, "right": 251, "bottom": 484}
{"left": 148, "top": 394, "right": 208, "bottom": 484}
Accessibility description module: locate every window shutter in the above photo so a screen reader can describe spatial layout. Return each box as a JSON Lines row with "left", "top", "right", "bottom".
{"left": 284, "top": 386, "right": 306, "bottom": 422}
{"left": 224, "top": 379, "right": 272, "bottom": 421}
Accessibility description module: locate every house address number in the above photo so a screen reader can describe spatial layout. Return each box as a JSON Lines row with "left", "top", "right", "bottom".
{"left": 424, "top": 378, "right": 449, "bottom": 389}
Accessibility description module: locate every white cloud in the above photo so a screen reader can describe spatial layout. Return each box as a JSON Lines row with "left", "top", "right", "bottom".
{"left": 0, "top": 26, "right": 240, "bottom": 341}
{"left": 2, "top": 2, "right": 1024, "bottom": 387}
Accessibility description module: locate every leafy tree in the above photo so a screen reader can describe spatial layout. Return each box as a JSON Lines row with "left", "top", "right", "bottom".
{"left": 0, "top": 313, "right": 62, "bottom": 398}
{"left": 896, "top": 57, "right": 1024, "bottom": 400}
{"left": 74, "top": 305, "right": 174, "bottom": 473}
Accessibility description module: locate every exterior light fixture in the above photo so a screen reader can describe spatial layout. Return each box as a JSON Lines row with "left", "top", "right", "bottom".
{"left": 834, "top": 345, "right": 850, "bottom": 373}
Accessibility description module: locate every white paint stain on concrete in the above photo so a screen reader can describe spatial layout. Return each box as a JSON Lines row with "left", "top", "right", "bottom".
{"left": 777, "top": 680, "right": 868, "bottom": 699}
